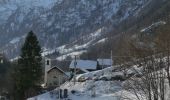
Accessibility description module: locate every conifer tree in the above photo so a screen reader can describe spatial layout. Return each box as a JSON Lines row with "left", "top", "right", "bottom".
{"left": 14, "top": 31, "right": 42, "bottom": 99}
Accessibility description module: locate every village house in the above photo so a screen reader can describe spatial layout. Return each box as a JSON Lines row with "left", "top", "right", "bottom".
{"left": 97, "top": 59, "right": 112, "bottom": 69}
{"left": 44, "top": 58, "right": 112, "bottom": 87}
{"left": 69, "top": 60, "right": 97, "bottom": 74}
{"left": 46, "top": 67, "right": 68, "bottom": 87}
{"left": 44, "top": 58, "right": 69, "bottom": 87}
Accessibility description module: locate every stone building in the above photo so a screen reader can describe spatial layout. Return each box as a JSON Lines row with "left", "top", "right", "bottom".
{"left": 44, "top": 57, "right": 69, "bottom": 87}
{"left": 46, "top": 67, "right": 68, "bottom": 87}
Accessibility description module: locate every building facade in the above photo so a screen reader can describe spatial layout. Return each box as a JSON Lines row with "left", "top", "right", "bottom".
{"left": 46, "top": 67, "right": 68, "bottom": 87}
{"left": 44, "top": 57, "right": 69, "bottom": 87}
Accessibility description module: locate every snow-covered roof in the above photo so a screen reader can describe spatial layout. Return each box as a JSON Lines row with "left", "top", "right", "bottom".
{"left": 97, "top": 59, "right": 112, "bottom": 66}
{"left": 69, "top": 60, "right": 97, "bottom": 70}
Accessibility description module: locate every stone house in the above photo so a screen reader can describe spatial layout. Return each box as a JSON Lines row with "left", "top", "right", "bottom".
{"left": 44, "top": 57, "right": 69, "bottom": 87}
{"left": 46, "top": 67, "right": 68, "bottom": 87}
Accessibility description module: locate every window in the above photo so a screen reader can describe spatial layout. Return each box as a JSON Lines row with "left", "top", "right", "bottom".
{"left": 0, "top": 59, "right": 3, "bottom": 64}
{"left": 53, "top": 81, "right": 58, "bottom": 85}
{"left": 46, "top": 60, "right": 50, "bottom": 65}
{"left": 53, "top": 76, "right": 57, "bottom": 78}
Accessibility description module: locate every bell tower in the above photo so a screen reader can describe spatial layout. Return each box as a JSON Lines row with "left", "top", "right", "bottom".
{"left": 44, "top": 57, "right": 51, "bottom": 85}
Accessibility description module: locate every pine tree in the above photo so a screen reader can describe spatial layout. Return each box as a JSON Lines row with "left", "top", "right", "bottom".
{"left": 14, "top": 31, "right": 42, "bottom": 99}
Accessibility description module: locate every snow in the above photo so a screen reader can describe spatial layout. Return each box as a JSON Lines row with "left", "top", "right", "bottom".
{"left": 7, "top": 0, "right": 57, "bottom": 8}
{"left": 10, "top": 56, "right": 20, "bottom": 62}
{"left": 69, "top": 60, "right": 97, "bottom": 70}
{"left": 75, "top": 67, "right": 124, "bottom": 82}
{"left": 41, "top": 27, "right": 103, "bottom": 59}
{"left": 41, "top": 44, "right": 87, "bottom": 60}
{"left": 103, "top": 1, "right": 119, "bottom": 20}
{"left": 41, "top": 32, "right": 97, "bottom": 59}
{"left": 18, "top": 14, "right": 24, "bottom": 23}
{"left": 28, "top": 66, "right": 142, "bottom": 100}
{"left": 1, "top": 0, "right": 152, "bottom": 60}
{"left": 71, "top": 28, "right": 104, "bottom": 51}
{"left": 0, "top": 0, "right": 58, "bottom": 24}
{"left": 9, "top": 37, "right": 20, "bottom": 44}
{"left": 140, "top": 21, "right": 166, "bottom": 33}
{"left": 95, "top": 38, "right": 107, "bottom": 44}
{"left": 9, "top": 35, "right": 26, "bottom": 44}
{"left": 91, "top": 28, "right": 102, "bottom": 37}
{"left": 41, "top": 48, "right": 59, "bottom": 57}
{"left": 41, "top": 41, "right": 88, "bottom": 58}
{"left": 56, "top": 50, "right": 87, "bottom": 61}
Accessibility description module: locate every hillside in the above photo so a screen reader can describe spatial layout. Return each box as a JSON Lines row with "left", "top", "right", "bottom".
{"left": 0, "top": 0, "right": 162, "bottom": 59}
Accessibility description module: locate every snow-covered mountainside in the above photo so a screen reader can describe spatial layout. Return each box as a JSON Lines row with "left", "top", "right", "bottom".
{"left": 0, "top": 0, "right": 57, "bottom": 23}
{"left": 0, "top": 0, "right": 165, "bottom": 59}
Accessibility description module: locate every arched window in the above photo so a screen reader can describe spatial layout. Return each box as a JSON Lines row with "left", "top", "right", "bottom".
{"left": 46, "top": 60, "right": 50, "bottom": 65}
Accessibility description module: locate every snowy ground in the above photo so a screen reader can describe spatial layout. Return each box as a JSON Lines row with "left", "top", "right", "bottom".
{"left": 28, "top": 66, "right": 143, "bottom": 100}
{"left": 28, "top": 81, "right": 138, "bottom": 100}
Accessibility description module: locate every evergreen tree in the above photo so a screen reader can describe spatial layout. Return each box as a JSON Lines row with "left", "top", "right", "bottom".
{"left": 0, "top": 54, "right": 11, "bottom": 92}
{"left": 14, "top": 31, "right": 42, "bottom": 99}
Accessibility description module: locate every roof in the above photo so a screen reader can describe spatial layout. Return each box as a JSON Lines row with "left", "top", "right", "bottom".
{"left": 46, "top": 58, "right": 70, "bottom": 72}
{"left": 47, "top": 67, "right": 69, "bottom": 77}
{"left": 97, "top": 59, "right": 112, "bottom": 66}
{"left": 69, "top": 60, "right": 97, "bottom": 70}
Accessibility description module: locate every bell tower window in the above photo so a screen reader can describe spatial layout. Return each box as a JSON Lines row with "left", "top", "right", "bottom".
{"left": 46, "top": 60, "right": 50, "bottom": 65}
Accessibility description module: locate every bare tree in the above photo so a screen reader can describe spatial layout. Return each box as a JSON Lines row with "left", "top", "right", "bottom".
{"left": 154, "top": 24, "right": 170, "bottom": 87}
{"left": 122, "top": 36, "right": 167, "bottom": 100}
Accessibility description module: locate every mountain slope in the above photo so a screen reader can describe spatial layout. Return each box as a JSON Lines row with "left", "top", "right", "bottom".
{"left": 0, "top": 0, "right": 166, "bottom": 59}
